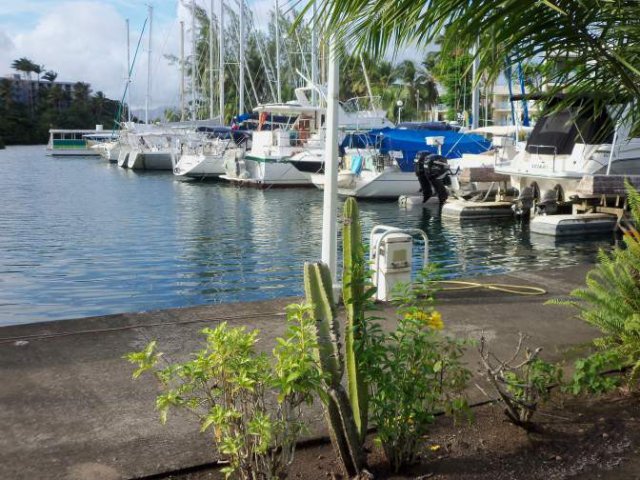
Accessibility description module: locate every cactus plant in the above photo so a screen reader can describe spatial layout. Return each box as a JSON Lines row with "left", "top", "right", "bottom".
{"left": 304, "top": 261, "right": 365, "bottom": 477}
{"left": 342, "top": 197, "right": 369, "bottom": 442}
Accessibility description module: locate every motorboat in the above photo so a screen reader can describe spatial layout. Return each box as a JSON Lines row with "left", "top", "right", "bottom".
{"left": 494, "top": 96, "right": 640, "bottom": 212}
{"left": 220, "top": 82, "right": 395, "bottom": 187}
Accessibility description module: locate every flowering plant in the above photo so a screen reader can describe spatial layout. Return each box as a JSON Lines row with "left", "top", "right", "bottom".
{"left": 363, "top": 269, "right": 471, "bottom": 471}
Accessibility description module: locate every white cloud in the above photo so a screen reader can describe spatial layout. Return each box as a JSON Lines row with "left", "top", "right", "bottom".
{"left": 0, "top": 1, "right": 182, "bottom": 109}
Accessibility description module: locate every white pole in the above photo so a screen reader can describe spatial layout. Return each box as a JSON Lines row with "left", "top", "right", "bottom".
{"left": 209, "top": 0, "right": 215, "bottom": 120}
{"left": 275, "top": 0, "right": 281, "bottom": 103}
{"left": 126, "top": 18, "right": 131, "bottom": 122}
{"left": 471, "top": 39, "right": 480, "bottom": 130}
{"left": 219, "top": 0, "right": 225, "bottom": 121}
{"left": 145, "top": 5, "right": 153, "bottom": 124}
{"left": 191, "top": 0, "right": 197, "bottom": 121}
{"left": 238, "top": 0, "right": 245, "bottom": 114}
{"left": 180, "top": 21, "right": 185, "bottom": 121}
{"left": 321, "top": 34, "right": 339, "bottom": 282}
{"left": 310, "top": 1, "right": 318, "bottom": 104}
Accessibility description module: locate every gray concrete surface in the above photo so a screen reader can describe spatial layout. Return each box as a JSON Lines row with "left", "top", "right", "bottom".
{"left": 0, "top": 264, "right": 598, "bottom": 480}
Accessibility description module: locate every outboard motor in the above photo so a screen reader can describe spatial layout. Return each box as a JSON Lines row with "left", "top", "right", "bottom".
{"left": 414, "top": 151, "right": 453, "bottom": 204}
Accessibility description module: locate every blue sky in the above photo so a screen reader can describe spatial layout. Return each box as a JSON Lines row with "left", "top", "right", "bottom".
{"left": 0, "top": 1, "right": 425, "bottom": 108}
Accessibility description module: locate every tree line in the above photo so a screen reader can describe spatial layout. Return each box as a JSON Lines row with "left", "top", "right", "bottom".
{"left": 0, "top": 58, "right": 122, "bottom": 145}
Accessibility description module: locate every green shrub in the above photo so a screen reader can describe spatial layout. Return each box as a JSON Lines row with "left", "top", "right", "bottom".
{"left": 125, "top": 304, "right": 322, "bottom": 480}
{"left": 479, "top": 333, "right": 562, "bottom": 430}
{"left": 549, "top": 181, "right": 640, "bottom": 393}
{"left": 364, "top": 270, "right": 471, "bottom": 471}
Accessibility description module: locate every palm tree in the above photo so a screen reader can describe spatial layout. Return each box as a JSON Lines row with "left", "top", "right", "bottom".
{"left": 43, "top": 70, "right": 58, "bottom": 83}
{"left": 302, "top": 0, "right": 640, "bottom": 132}
{"left": 11, "top": 57, "right": 37, "bottom": 80}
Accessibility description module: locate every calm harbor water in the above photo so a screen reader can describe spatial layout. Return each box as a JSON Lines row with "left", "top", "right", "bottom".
{"left": 0, "top": 145, "right": 611, "bottom": 326}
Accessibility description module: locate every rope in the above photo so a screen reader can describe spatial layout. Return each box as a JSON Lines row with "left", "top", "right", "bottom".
{"left": 433, "top": 280, "right": 547, "bottom": 296}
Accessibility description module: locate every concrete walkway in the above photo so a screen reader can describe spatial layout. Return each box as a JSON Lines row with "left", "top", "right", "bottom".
{"left": 0, "top": 264, "right": 598, "bottom": 480}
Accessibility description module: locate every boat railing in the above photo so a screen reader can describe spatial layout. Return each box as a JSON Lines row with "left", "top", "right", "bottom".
{"left": 342, "top": 96, "right": 383, "bottom": 114}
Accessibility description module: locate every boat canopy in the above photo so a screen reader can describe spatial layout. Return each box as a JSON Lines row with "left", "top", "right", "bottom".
{"left": 525, "top": 100, "right": 615, "bottom": 155}
{"left": 341, "top": 127, "right": 492, "bottom": 171}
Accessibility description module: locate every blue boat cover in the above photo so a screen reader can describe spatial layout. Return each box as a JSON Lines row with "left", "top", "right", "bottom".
{"left": 341, "top": 127, "right": 492, "bottom": 172}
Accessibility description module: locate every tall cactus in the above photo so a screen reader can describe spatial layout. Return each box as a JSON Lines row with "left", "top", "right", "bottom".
{"left": 304, "top": 262, "right": 365, "bottom": 477}
{"left": 342, "top": 197, "right": 369, "bottom": 442}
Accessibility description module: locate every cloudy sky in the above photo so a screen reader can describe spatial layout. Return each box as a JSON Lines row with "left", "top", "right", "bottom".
{"left": 0, "top": 1, "right": 425, "bottom": 109}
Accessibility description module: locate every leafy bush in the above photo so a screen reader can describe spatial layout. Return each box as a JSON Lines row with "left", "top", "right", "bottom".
{"left": 125, "top": 304, "right": 322, "bottom": 480}
{"left": 479, "top": 333, "right": 562, "bottom": 430}
{"left": 549, "top": 182, "right": 640, "bottom": 392}
{"left": 364, "top": 270, "right": 471, "bottom": 471}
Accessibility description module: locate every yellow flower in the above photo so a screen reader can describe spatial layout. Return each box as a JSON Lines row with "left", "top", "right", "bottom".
{"left": 427, "top": 311, "right": 444, "bottom": 330}
{"left": 429, "top": 444, "right": 441, "bottom": 452}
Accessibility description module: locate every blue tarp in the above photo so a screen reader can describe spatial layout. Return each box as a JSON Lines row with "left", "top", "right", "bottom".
{"left": 341, "top": 127, "right": 492, "bottom": 172}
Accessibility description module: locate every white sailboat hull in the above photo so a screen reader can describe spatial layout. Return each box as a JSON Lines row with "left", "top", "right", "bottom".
{"left": 311, "top": 169, "right": 420, "bottom": 198}
{"left": 173, "top": 153, "right": 225, "bottom": 178}
{"left": 222, "top": 154, "right": 312, "bottom": 187}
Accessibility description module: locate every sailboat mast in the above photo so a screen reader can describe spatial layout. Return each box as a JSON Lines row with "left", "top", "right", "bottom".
{"left": 238, "top": 0, "right": 245, "bottom": 114}
{"left": 310, "top": 1, "right": 317, "bottom": 104}
{"left": 275, "top": 0, "right": 281, "bottom": 103}
{"left": 191, "top": 0, "right": 197, "bottom": 121}
{"left": 126, "top": 18, "right": 131, "bottom": 122}
{"left": 209, "top": 0, "right": 215, "bottom": 120}
{"left": 180, "top": 21, "right": 185, "bottom": 121}
{"left": 219, "top": 0, "right": 225, "bottom": 121}
{"left": 145, "top": 5, "right": 153, "bottom": 124}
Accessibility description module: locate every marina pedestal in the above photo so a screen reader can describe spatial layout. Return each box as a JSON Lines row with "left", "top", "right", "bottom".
{"left": 530, "top": 213, "right": 617, "bottom": 236}
{"left": 441, "top": 200, "right": 514, "bottom": 219}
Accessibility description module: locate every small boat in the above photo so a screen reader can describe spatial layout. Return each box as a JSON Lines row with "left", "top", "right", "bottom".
{"left": 173, "top": 128, "right": 250, "bottom": 179}
{"left": 310, "top": 149, "right": 421, "bottom": 199}
{"left": 46, "top": 127, "right": 117, "bottom": 156}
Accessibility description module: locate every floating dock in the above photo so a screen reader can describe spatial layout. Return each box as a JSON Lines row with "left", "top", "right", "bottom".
{"left": 530, "top": 213, "right": 618, "bottom": 236}
{"left": 442, "top": 199, "right": 514, "bottom": 219}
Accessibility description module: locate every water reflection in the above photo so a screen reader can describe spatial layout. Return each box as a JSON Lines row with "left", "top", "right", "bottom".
{"left": 0, "top": 146, "right": 611, "bottom": 325}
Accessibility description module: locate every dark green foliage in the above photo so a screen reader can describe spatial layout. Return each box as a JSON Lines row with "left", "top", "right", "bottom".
{"left": 0, "top": 62, "right": 122, "bottom": 145}
{"left": 549, "top": 182, "right": 640, "bottom": 393}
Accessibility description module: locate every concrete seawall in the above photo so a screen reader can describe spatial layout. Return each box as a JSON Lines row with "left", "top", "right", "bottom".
{"left": 0, "top": 264, "right": 598, "bottom": 480}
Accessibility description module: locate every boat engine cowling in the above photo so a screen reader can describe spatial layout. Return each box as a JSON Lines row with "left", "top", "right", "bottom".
{"left": 414, "top": 152, "right": 452, "bottom": 204}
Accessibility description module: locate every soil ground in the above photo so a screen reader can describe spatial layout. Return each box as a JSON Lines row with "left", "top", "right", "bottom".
{"left": 162, "top": 391, "right": 640, "bottom": 480}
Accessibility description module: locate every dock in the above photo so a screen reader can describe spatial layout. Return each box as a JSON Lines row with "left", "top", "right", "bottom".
{"left": 0, "top": 264, "right": 600, "bottom": 480}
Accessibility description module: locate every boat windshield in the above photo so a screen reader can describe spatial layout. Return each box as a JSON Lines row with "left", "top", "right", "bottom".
{"left": 526, "top": 101, "right": 614, "bottom": 155}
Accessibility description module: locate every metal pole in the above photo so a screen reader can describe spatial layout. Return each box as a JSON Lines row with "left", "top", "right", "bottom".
{"left": 145, "top": 4, "right": 153, "bottom": 124}
{"left": 209, "top": 0, "right": 215, "bottom": 120}
{"left": 275, "top": 0, "right": 281, "bottom": 103}
{"left": 191, "top": 0, "right": 197, "bottom": 121}
{"left": 471, "top": 39, "right": 480, "bottom": 130}
{"left": 219, "top": 0, "right": 225, "bottom": 121}
{"left": 126, "top": 18, "right": 131, "bottom": 122}
{"left": 180, "top": 21, "right": 185, "bottom": 121}
{"left": 238, "top": 0, "right": 245, "bottom": 114}
{"left": 321, "top": 33, "right": 339, "bottom": 282}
